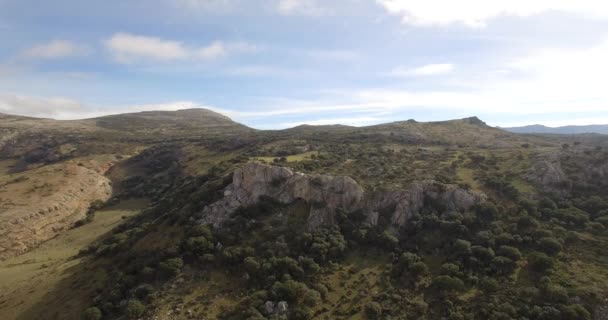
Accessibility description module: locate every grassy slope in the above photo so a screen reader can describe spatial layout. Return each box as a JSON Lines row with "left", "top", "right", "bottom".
{"left": 0, "top": 199, "right": 148, "bottom": 319}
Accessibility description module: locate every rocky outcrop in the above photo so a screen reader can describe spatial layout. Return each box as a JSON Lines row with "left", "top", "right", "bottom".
{"left": 199, "top": 163, "right": 485, "bottom": 229}
{"left": 368, "top": 181, "right": 487, "bottom": 226}
{"left": 0, "top": 163, "right": 112, "bottom": 260}
{"left": 200, "top": 163, "right": 364, "bottom": 228}
{"left": 526, "top": 152, "right": 569, "bottom": 195}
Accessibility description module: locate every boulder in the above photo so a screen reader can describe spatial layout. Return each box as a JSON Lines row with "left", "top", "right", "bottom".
{"left": 277, "top": 301, "right": 288, "bottom": 314}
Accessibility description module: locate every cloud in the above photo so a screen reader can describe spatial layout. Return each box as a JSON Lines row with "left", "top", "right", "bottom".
{"left": 224, "top": 65, "right": 319, "bottom": 78}
{"left": 104, "top": 33, "right": 257, "bottom": 63}
{"left": 390, "top": 63, "right": 454, "bottom": 76}
{"left": 301, "top": 49, "right": 360, "bottom": 61}
{"left": 277, "top": 116, "right": 386, "bottom": 128}
{"left": 277, "top": 0, "right": 327, "bottom": 16}
{"left": 173, "top": 0, "right": 235, "bottom": 10}
{"left": 375, "top": 0, "right": 608, "bottom": 27}
{"left": 0, "top": 93, "right": 84, "bottom": 118}
{"left": 0, "top": 92, "right": 214, "bottom": 120}
{"left": 20, "top": 40, "right": 88, "bottom": 59}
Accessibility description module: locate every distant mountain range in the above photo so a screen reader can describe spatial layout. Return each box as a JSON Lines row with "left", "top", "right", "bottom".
{"left": 504, "top": 124, "right": 608, "bottom": 135}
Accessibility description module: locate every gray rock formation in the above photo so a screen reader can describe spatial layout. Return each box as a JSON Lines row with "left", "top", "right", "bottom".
{"left": 368, "top": 181, "right": 487, "bottom": 226}
{"left": 526, "top": 152, "right": 569, "bottom": 195}
{"left": 200, "top": 162, "right": 364, "bottom": 228}
{"left": 199, "top": 162, "right": 486, "bottom": 229}
{"left": 277, "top": 301, "right": 288, "bottom": 314}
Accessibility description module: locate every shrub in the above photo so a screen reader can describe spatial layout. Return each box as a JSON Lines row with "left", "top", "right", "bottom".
{"left": 528, "top": 252, "right": 554, "bottom": 273}
{"left": 538, "top": 237, "right": 562, "bottom": 256}
{"left": 364, "top": 302, "right": 382, "bottom": 319}
{"left": 453, "top": 239, "right": 472, "bottom": 257}
{"left": 82, "top": 307, "right": 102, "bottom": 320}
{"left": 491, "top": 256, "right": 517, "bottom": 276}
{"left": 562, "top": 304, "right": 591, "bottom": 320}
{"left": 497, "top": 245, "right": 522, "bottom": 261}
{"left": 126, "top": 300, "right": 145, "bottom": 319}
{"left": 432, "top": 276, "right": 465, "bottom": 294}
{"left": 159, "top": 257, "right": 183, "bottom": 278}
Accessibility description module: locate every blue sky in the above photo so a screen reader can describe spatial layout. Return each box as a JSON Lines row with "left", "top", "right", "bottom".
{"left": 1, "top": 0, "right": 608, "bottom": 129}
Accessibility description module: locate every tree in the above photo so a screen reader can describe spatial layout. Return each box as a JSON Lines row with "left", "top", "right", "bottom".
{"left": 126, "top": 300, "right": 145, "bottom": 319}
{"left": 528, "top": 252, "right": 554, "bottom": 273}
{"left": 159, "top": 257, "right": 183, "bottom": 278}
{"left": 453, "top": 239, "right": 472, "bottom": 257}
{"left": 538, "top": 237, "right": 562, "bottom": 256}
{"left": 82, "top": 307, "right": 102, "bottom": 320}
{"left": 497, "top": 245, "right": 522, "bottom": 261}
{"left": 432, "top": 276, "right": 465, "bottom": 294}
{"left": 364, "top": 302, "right": 382, "bottom": 319}
{"left": 491, "top": 256, "right": 517, "bottom": 276}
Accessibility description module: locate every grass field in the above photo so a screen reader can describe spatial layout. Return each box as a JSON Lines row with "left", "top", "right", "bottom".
{"left": 253, "top": 151, "right": 320, "bottom": 163}
{"left": 0, "top": 198, "right": 148, "bottom": 320}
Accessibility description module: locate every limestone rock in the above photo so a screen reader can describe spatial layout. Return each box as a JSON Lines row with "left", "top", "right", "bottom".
{"left": 199, "top": 162, "right": 485, "bottom": 229}
{"left": 277, "top": 301, "right": 288, "bottom": 314}
{"left": 369, "top": 181, "right": 487, "bottom": 226}
{"left": 200, "top": 162, "right": 364, "bottom": 228}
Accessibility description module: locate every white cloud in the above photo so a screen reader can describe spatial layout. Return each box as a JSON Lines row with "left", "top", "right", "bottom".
{"left": 0, "top": 93, "right": 215, "bottom": 120}
{"left": 224, "top": 65, "right": 320, "bottom": 78}
{"left": 277, "top": 0, "right": 327, "bottom": 16}
{"left": 197, "top": 41, "right": 226, "bottom": 59}
{"left": 20, "top": 40, "right": 87, "bottom": 59}
{"left": 174, "top": 0, "right": 235, "bottom": 10}
{"left": 390, "top": 63, "right": 454, "bottom": 76}
{"left": 375, "top": 0, "right": 608, "bottom": 27}
{"left": 0, "top": 93, "right": 84, "bottom": 118}
{"left": 105, "top": 33, "right": 190, "bottom": 62}
{"left": 104, "top": 33, "right": 256, "bottom": 63}
{"left": 277, "top": 116, "right": 386, "bottom": 128}
{"left": 301, "top": 49, "right": 360, "bottom": 61}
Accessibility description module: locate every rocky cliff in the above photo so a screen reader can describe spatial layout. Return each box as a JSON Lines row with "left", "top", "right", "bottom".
{"left": 368, "top": 181, "right": 486, "bottom": 226}
{"left": 200, "top": 163, "right": 364, "bottom": 228}
{"left": 200, "top": 163, "right": 486, "bottom": 229}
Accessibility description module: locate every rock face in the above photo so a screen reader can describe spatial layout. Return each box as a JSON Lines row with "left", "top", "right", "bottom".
{"left": 526, "top": 152, "right": 569, "bottom": 195}
{"left": 200, "top": 162, "right": 485, "bottom": 229}
{"left": 200, "top": 163, "right": 364, "bottom": 228}
{"left": 368, "top": 181, "right": 487, "bottom": 226}
{"left": 0, "top": 162, "right": 112, "bottom": 260}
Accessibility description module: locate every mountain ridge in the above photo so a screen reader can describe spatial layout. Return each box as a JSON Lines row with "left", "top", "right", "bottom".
{"left": 505, "top": 123, "right": 608, "bottom": 135}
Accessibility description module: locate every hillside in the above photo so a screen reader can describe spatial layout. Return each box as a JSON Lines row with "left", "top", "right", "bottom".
{"left": 505, "top": 124, "right": 608, "bottom": 135}
{"left": 1, "top": 110, "right": 608, "bottom": 320}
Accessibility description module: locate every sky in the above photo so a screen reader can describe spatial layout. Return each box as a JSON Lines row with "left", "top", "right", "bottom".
{"left": 1, "top": 0, "right": 608, "bottom": 129}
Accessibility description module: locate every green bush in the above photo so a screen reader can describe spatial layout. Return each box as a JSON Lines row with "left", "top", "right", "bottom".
{"left": 159, "top": 257, "right": 183, "bottom": 278}
{"left": 431, "top": 276, "right": 465, "bottom": 294}
{"left": 364, "top": 301, "right": 382, "bottom": 319}
{"left": 497, "top": 245, "right": 522, "bottom": 261}
{"left": 82, "top": 307, "right": 102, "bottom": 320}
{"left": 528, "top": 252, "right": 554, "bottom": 273}
{"left": 126, "top": 300, "right": 145, "bottom": 319}
{"left": 538, "top": 237, "right": 562, "bottom": 256}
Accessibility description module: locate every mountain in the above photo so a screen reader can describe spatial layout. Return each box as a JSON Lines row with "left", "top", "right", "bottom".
{"left": 1, "top": 110, "right": 608, "bottom": 320}
{"left": 505, "top": 123, "right": 608, "bottom": 135}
